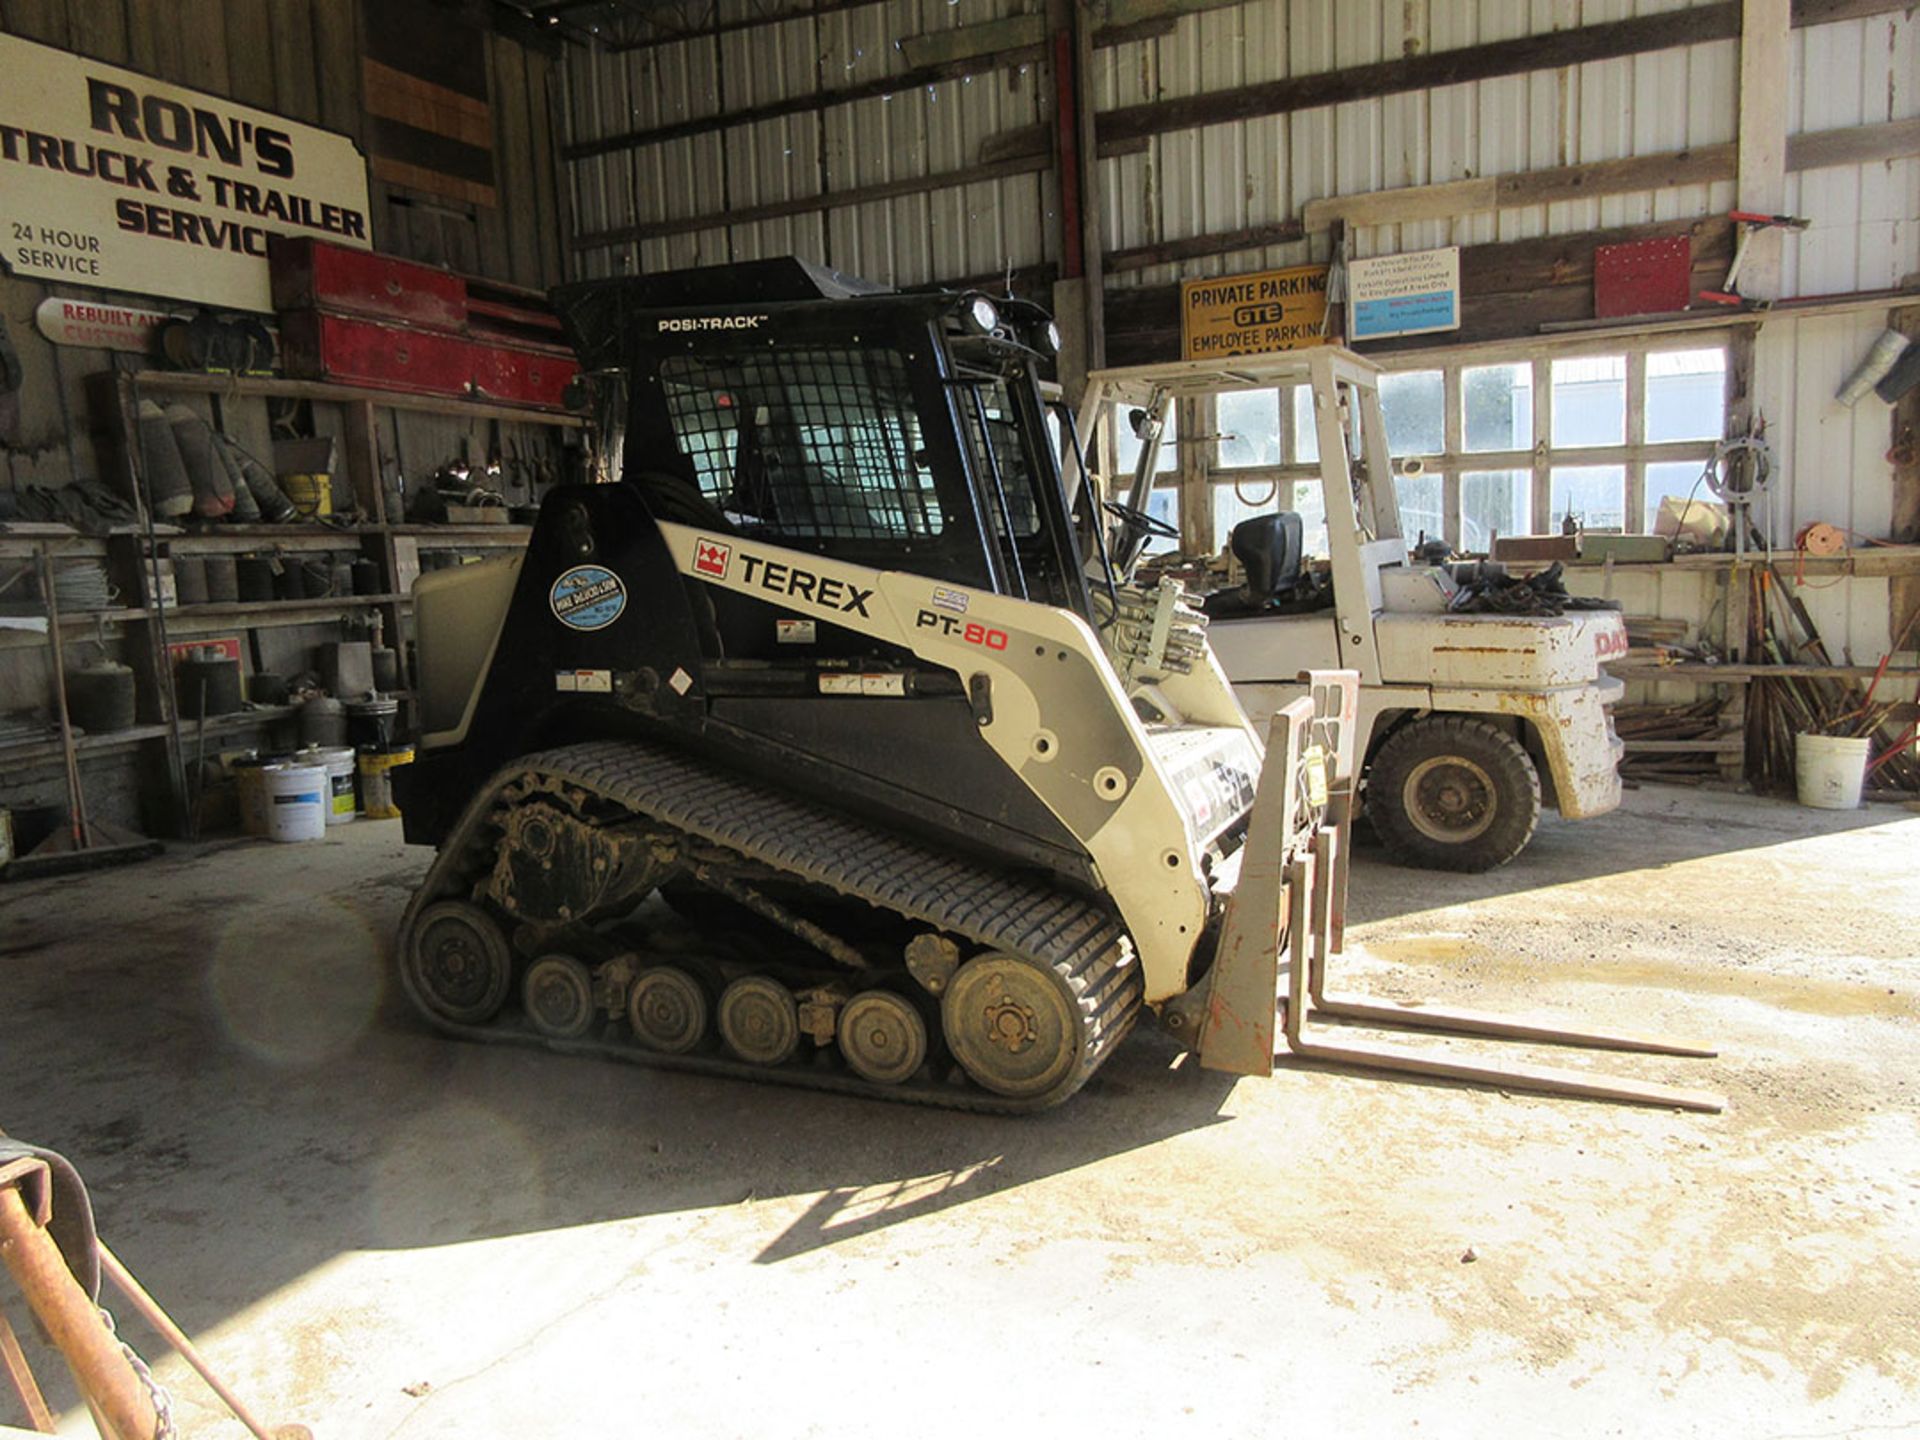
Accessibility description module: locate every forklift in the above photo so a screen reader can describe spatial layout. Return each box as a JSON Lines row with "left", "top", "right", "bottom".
{"left": 1077, "top": 349, "right": 1628, "bottom": 872}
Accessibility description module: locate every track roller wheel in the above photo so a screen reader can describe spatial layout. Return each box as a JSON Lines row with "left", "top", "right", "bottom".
{"left": 941, "top": 953, "right": 1080, "bottom": 1100}
{"left": 717, "top": 976, "right": 800, "bottom": 1066}
{"left": 628, "top": 965, "right": 710, "bottom": 1055}
{"left": 837, "top": 990, "right": 929, "bottom": 1086}
{"left": 407, "top": 901, "right": 514, "bottom": 1025}
{"left": 524, "top": 954, "right": 596, "bottom": 1040}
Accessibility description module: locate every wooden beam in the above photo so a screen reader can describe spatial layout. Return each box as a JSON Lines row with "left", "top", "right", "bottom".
{"left": 901, "top": 14, "right": 1045, "bottom": 68}
{"left": 563, "top": 44, "right": 1046, "bottom": 160}
{"left": 606, "top": 0, "right": 894, "bottom": 54}
{"left": 1093, "top": 0, "right": 1911, "bottom": 157}
{"left": 1788, "top": 116, "right": 1920, "bottom": 172}
{"left": 1294, "top": 117, "right": 1920, "bottom": 235}
{"left": 1106, "top": 220, "right": 1306, "bottom": 274}
{"left": 1736, "top": 0, "right": 1792, "bottom": 301}
{"left": 1304, "top": 178, "right": 1496, "bottom": 233}
{"left": 570, "top": 153, "right": 1053, "bottom": 251}
{"left": 1103, "top": 218, "right": 1735, "bottom": 366}
{"left": 1098, "top": 7, "right": 1743, "bottom": 154}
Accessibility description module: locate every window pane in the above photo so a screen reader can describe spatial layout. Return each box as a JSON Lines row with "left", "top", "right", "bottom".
{"left": 1645, "top": 459, "right": 1710, "bottom": 531}
{"left": 1463, "top": 363, "right": 1533, "bottom": 452}
{"left": 1461, "top": 470, "right": 1531, "bottom": 553}
{"left": 1396, "top": 471, "right": 1444, "bottom": 545}
{"left": 1646, "top": 348, "right": 1727, "bottom": 442}
{"left": 663, "top": 347, "right": 939, "bottom": 542}
{"left": 1212, "top": 476, "right": 1282, "bottom": 551}
{"left": 1143, "top": 486, "right": 1181, "bottom": 555}
{"left": 1217, "top": 389, "right": 1281, "bottom": 468}
{"left": 1291, "top": 385, "right": 1320, "bottom": 464}
{"left": 1115, "top": 402, "right": 1179, "bottom": 477}
{"left": 1550, "top": 355, "right": 1625, "bottom": 447}
{"left": 1550, "top": 465, "right": 1625, "bottom": 531}
{"left": 1211, "top": 478, "right": 1327, "bottom": 558}
{"left": 1379, "top": 370, "right": 1444, "bottom": 456}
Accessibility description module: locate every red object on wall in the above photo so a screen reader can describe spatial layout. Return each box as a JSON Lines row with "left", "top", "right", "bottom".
{"left": 472, "top": 344, "right": 579, "bottom": 410}
{"left": 269, "top": 237, "right": 468, "bottom": 332}
{"left": 280, "top": 311, "right": 482, "bottom": 399}
{"left": 1594, "top": 235, "right": 1693, "bottom": 319}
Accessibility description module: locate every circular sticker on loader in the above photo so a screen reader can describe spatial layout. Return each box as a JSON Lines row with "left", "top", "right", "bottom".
{"left": 549, "top": 564, "right": 628, "bottom": 630}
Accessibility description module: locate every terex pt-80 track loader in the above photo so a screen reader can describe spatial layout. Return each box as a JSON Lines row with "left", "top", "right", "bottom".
{"left": 390, "top": 258, "right": 1355, "bottom": 1112}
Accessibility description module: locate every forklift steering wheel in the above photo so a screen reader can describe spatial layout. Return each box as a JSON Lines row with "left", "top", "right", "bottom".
{"left": 1102, "top": 499, "right": 1179, "bottom": 541}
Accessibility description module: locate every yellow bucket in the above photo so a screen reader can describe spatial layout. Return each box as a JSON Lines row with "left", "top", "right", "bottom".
{"left": 282, "top": 473, "right": 332, "bottom": 518}
{"left": 357, "top": 744, "right": 414, "bottom": 819}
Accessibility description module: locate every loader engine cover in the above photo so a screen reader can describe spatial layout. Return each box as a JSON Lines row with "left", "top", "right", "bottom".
{"left": 485, "top": 800, "right": 671, "bottom": 924}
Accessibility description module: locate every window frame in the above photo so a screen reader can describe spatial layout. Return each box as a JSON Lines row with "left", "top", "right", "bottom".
{"left": 1196, "top": 331, "right": 1733, "bottom": 550}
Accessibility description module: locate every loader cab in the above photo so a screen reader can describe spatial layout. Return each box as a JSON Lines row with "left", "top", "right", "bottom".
{"left": 556, "top": 259, "right": 1097, "bottom": 642}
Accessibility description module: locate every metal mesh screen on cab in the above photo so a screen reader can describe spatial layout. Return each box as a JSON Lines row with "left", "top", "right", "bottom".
{"left": 661, "top": 349, "right": 942, "bottom": 543}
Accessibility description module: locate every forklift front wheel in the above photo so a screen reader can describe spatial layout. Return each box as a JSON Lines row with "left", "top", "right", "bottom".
{"left": 1367, "top": 715, "right": 1541, "bottom": 872}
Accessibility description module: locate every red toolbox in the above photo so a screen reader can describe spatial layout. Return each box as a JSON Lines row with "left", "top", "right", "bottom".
{"left": 280, "top": 310, "right": 481, "bottom": 399}
{"left": 472, "top": 343, "right": 579, "bottom": 410}
{"left": 270, "top": 237, "right": 468, "bottom": 333}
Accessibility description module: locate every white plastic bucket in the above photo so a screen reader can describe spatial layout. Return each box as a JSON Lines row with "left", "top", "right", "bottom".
{"left": 296, "top": 745, "right": 358, "bottom": 824}
{"left": 264, "top": 763, "right": 328, "bottom": 842}
{"left": 1796, "top": 732, "right": 1870, "bottom": 810}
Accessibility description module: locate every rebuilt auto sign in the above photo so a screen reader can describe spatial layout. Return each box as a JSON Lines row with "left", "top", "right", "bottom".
{"left": 549, "top": 564, "right": 627, "bottom": 631}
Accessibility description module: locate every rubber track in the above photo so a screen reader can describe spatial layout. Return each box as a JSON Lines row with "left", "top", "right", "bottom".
{"left": 398, "top": 739, "right": 1143, "bottom": 1113}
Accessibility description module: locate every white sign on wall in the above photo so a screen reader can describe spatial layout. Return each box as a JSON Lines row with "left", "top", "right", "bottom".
{"left": 1348, "top": 246, "right": 1462, "bottom": 341}
{"left": 0, "top": 33, "right": 372, "bottom": 313}
{"left": 33, "top": 294, "right": 176, "bottom": 352}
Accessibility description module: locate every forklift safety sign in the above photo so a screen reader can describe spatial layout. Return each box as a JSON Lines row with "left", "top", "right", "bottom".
{"left": 550, "top": 565, "right": 628, "bottom": 630}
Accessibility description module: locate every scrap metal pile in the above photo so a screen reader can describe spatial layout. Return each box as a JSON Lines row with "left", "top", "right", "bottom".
{"left": 1448, "top": 561, "right": 1622, "bottom": 617}
{"left": 1745, "top": 570, "right": 1920, "bottom": 795}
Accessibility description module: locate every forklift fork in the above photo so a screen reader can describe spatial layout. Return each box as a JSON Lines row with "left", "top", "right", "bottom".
{"left": 1201, "top": 670, "right": 1725, "bottom": 1113}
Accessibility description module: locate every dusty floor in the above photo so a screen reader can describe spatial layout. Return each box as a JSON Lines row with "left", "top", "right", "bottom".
{"left": 1, "top": 786, "right": 1917, "bottom": 1439}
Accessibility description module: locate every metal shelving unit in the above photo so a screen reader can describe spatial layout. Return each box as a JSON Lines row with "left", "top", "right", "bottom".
{"left": 0, "top": 368, "right": 560, "bottom": 840}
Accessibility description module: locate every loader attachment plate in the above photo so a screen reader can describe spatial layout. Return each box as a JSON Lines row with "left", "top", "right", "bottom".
{"left": 1196, "top": 670, "right": 1724, "bottom": 1113}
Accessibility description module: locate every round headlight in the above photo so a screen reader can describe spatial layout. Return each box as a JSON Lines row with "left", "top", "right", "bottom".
{"left": 965, "top": 296, "right": 1000, "bottom": 335}
{"left": 1043, "top": 320, "right": 1062, "bottom": 354}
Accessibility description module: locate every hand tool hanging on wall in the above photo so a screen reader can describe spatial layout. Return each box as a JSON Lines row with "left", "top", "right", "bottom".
{"left": 1699, "top": 210, "right": 1811, "bottom": 306}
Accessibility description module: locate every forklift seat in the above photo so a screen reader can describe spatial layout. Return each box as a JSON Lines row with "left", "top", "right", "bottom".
{"left": 1232, "top": 511, "right": 1304, "bottom": 604}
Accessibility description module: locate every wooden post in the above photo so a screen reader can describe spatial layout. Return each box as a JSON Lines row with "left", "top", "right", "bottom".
{"left": 342, "top": 401, "right": 387, "bottom": 524}
{"left": 1735, "top": 0, "right": 1791, "bottom": 301}
{"left": 1046, "top": 0, "right": 1104, "bottom": 401}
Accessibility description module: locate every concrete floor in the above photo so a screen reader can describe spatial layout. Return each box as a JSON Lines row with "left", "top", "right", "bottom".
{"left": 2, "top": 786, "right": 1917, "bottom": 1439}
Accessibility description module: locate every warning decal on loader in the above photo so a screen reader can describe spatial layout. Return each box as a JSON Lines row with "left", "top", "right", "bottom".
{"left": 550, "top": 564, "right": 628, "bottom": 631}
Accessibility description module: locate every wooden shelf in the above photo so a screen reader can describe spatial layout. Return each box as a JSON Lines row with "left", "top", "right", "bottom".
{"left": 0, "top": 705, "right": 301, "bottom": 766}
{"left": 177, "top": 705, "right": 300, "bottom": 737}
{"left": 159, "top": 593, "right": 407, "bottom": 620}
{"left": 150, "top": 522, "right": 533, "bottom": 552}
{"left": 154, "top": 526, "right": 371, "bottom": 553}
{"left": 0, "top": 722, "right": 172, "bottom": 766}
{"left": 394, "top": 524, "right": 534, "bottom": 546}
{"left": 1568, "top": 545, "right": 1920, "bottom": 578}
{"left": 133, "top": 370, "right": 587, "bottom": 429}
{"left": 1610, "top": 662, "right": 1920, "bottom": 682}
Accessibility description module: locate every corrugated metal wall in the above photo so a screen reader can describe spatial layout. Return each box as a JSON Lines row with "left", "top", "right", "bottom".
{"left": 562, "top": 1, "right": 1914, "bottom": 298}
{"left": 1785, "top": 12, "right": 1918, "bottom": 296}
{"left": 559, "top": 0, "right": 1916, "bottom": 667}
{"left": 565, "top": 0, "right": 1053, "bottom": 287}
{"left": 1096, "top": 0, "right": 1743, "bottom": 290}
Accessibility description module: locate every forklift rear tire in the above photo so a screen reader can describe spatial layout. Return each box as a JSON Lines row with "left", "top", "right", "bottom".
{"left": 1367, "top": 715, "right": 1540, "bottom": 872}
